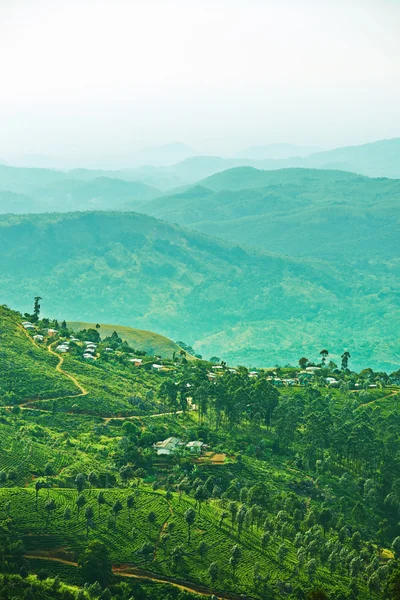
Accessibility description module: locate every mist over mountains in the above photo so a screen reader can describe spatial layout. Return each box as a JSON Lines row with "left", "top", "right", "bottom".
{"left": 3, "top": 137, "right": 400, "bottom": 183}
{"left": 0, "top": 136, "right": 399, "bottom": 371}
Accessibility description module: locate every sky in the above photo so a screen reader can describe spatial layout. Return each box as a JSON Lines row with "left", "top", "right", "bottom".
{"left": 1, "top": 0, "right": 400, "bottom": 165}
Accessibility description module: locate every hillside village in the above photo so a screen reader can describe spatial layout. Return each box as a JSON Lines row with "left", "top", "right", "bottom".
{"left": 21, "top": 318, "right": 397, "bottom": 390}
{"left": 1, "top": 302, "right": 400, "bottom": 600}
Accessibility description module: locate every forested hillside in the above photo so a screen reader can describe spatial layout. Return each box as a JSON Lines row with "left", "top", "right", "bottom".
{"left": 0, "top": 165, "right": 160, "bottom": 213}
{"left": 1, "top": 303, "right": 400, "bottom": 599}
{"left": 141, "top": 168, "right": 400, "bottom": 262}
{"left": 0, "top": 211, "right": 398, "bottom": 370}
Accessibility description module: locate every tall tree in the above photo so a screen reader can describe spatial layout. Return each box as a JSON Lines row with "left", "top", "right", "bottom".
{"left": 319, "top": 349, "right": 329, "bottom": 365}
{"left": 87, "top": 471, "right": 98, "bottom": 493}
{"left": 208, "top": 561, "right": 219, "bottom": 585}
{"left": 33, "top": 296, "right": 42, "bottom": 321}
{"left": 341, "top": 351, "right": 351, "bottom": 370}
{"left": 184, "top": 508, "right": 196, "bottom": 544}
{"left": 78, "top": 541, "right": 112, "bottom": 586}
{"left": 127, "top": 495, "right": 135, "bottom": 522}
{"left": 299, "top": 357, "right": 308, "bottom": 369}
{"left": 85, "top": 506, "right": 94, "bottom": 539}
{"left": 228, "top": 501, "right": 238, "bottom": 529}
{"left": 97, "top": 491, "right": 106, "bottom": 517}
{"left": 75, "top": 473, "right": 86, "bottom": 496}
{"left": 45, "top": 498, "right": 56, "bottom": 528}
{"left": 112, "top": 500, "right": 123, "bottom": 525}
{"left": 76, "top": 494, "right": 86, "bottom": 517}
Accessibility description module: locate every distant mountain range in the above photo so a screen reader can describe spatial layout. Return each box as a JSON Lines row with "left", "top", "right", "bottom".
{"left": 236, "top": 143, "right": 322, "bottom": 160}
{"left": 0, "top": 137, "right": 399, "bottom": 371}
{"left": 2, "top": 138, "right": 400, "bottom": 186}
{"left": 128, "top": 142, "right": 199, "bottom": 166}
{"left": 0, "top": 165, "right": 161, "bottom": 213}
{"left": 140, "top": 167, "right": 400, "bottom": 263}
{"left": 0, "top": 211, "right": 398, "bottom": 371}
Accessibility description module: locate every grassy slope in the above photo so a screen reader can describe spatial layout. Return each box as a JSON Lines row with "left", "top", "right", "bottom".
{"left": 0, "top": 305, "right": 77, "bottom": 403}
{"left": 67, "top": 321, "right": 189, "bottom": 359}
{"left": 0, "top": 483, "right": 353, "bottom": 596}
{"left": 0, "top": 306, "right": 167, "bottom": 416}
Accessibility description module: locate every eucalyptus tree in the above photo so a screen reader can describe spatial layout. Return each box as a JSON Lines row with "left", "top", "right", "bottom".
{"left": 45, "top": 498, "right": 56, "bottom": 528}
{"left": 75, "top": 473, "right": 86, "bottom": 495}
{"left": 76, "top": 494, "right": 86, "bottom": 517}
{"left": 112, "top": 500, "right": 123, "bottom": 525}
{"left": 97, "top": 491, "right": 106, "bottom": 517}
{"left": 85, "top": 506, "right": 94, "bottom": 539}
{"left": 126, "top": 494, "right": 135, "bottom": 522}
{"left": 228, "top": 501, "right": 238, "bottom": 530}
{"left": 184, "top": 508, "right": 196, "bottom": 544}
{"left": 208, "top": 561, "right": 219, "bottom": 585}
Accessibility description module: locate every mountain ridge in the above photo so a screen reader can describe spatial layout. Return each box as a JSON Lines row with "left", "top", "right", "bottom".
{"left": 0, "top": 210, "right": 398, "bottom": 371}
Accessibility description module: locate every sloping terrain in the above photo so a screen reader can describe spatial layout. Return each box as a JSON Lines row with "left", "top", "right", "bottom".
{"left": 140, "top": 168, "right": 400, "bottom": 262}
{"left": 0, "top": 211, "right": 398, "bottom": 370}
{"left": 0, "top": 305, "right": 77, "bottom": 403}
{"left": 0, "top": 165, "right": 160, "bottom": 213}
{"left": 67, "top": 321, "right": 189, "bottom": 358}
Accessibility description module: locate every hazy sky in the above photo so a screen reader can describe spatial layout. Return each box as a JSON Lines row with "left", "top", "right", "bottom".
{"left": 1, "top": 0, "right": 400, "bottom": 163}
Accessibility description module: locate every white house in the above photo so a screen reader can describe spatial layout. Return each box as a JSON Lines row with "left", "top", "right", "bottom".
{"left": 306, "top": 366, "right": 321, "bottom": 373}
{"left": 56, "top": 345, "right": 69, "bottom": 353}
{"left": 23, "top": 323, "right": 36, "bottom": 330}
{"left": 152, "top": 363, "right": 164, "bottom": 372}
{"left": 154, "top": 437, "right": 181, "bottom": 456}
{"left": 33, "top": 335, "right": 44, "bottom": 342}
{"left": 83, "top": 353, "right": 95, "bottom": 360}
{"left": 129, "top": 358, "right": 143, "bottom": 366}
{"left": 186, "top": 440, "right": 204, "bottom": 455}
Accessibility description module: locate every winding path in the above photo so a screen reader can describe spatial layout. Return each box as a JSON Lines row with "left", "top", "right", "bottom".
{"left": 356, "top": 388, "right": 398, "bottom": 410}
{"left": 13, "top": 325, "right": 88, "bottom": 409}
{"left": 24, "top": 554, "right": 245, "bottom": 599}
{"left": 47, "top": 341, "right": 88, "bottom": 396}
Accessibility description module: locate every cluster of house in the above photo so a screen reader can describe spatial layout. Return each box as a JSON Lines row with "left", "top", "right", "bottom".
{"left": 153, "top": 437, "right": 206, "bottom": 456}
{"left": 205, "top": 364, "right": 340, "bottom": 387}
{"left": 207, "top": 366, "right": 260, "bottom": 381}
{"left": 83, "top": 341, "right": 97, "bottom": 360}
{"left": 23, "top": 322, "right": 58, "bottom": 339}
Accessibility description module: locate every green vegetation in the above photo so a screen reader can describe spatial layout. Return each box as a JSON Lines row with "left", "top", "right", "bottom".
{"left": 0, "top": 305, "right": 77, "bottom": 403}
{"left": 142, "top": 167, "right": 400, "bottom": 262}
{"left": 0, "top": 165, "right": 160, "bottom": 213}
{"left": 67, "top": 322, "right": 190, "bottom": 359}
{"left": 1, "top": 302, "right": 400, "bottom": 599}
{"left": 0, "top": 211, "right": 399, "bottom": 371}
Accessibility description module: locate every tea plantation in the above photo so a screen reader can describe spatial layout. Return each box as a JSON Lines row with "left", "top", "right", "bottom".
{"left": 1, "top": 304, "right": 400, "bottom": 599}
